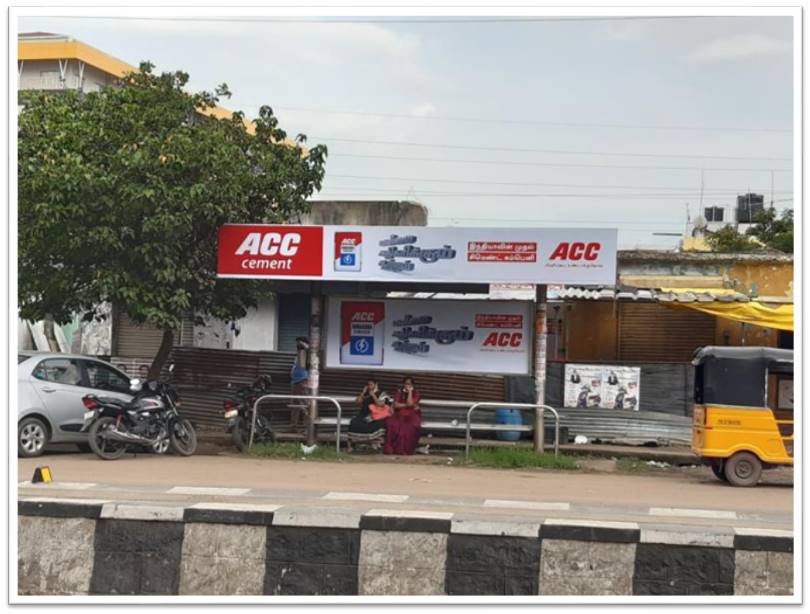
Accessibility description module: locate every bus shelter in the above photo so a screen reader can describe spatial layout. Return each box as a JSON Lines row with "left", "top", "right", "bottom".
{"left": 217, "top": 223, "right": 618, "bottom": 446}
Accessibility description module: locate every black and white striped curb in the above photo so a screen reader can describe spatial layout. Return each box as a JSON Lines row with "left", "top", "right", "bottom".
{"left": 18, "top": 499, "right": 793, "bottom": 598}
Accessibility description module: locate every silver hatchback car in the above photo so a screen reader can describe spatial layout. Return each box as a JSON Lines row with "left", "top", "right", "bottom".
{"left": 17, "top": 351, "right": 134, "bottom": 457}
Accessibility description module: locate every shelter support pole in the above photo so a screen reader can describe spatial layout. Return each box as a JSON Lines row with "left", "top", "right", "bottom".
{"left": 306, "top": 284, "right": 323, "bottom": 446}
{"left": 533, "top": 285, "right": 548, "bottom": 453}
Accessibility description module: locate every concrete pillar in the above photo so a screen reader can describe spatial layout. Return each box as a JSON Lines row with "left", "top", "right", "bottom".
{"left": 533, "top": 285, "right": 548, "bottom": 453}
{"left": 306, "top": 285, "right": 323, "bottom": 446}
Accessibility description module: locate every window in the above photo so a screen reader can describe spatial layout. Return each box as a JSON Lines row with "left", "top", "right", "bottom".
{"left": 84, "top": 360, "right": 130, "bottom": 393}
{"left": 704, "top": 207, "right": 724, "bottom": 222}
{"left": 33, "top": 358, "right": 83, "bottom": 386}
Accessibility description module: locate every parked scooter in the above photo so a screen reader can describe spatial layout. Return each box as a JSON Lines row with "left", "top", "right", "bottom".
{"left": 223, "top": 375, "right": 274, "bottom": 451}
{"left": 82, "top": 364, "right": 197, "bottom": 460}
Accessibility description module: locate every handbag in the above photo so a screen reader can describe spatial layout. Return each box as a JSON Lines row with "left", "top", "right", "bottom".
{"left": 369, "top": 403, "right": 393, "bottom": 421}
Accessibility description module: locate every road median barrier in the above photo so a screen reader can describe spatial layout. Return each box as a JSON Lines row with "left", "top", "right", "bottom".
{"left": 16, "top": 499, "right": 794, "bottom": 599}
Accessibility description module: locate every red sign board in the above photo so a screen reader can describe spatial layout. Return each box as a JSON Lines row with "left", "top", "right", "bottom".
{"left": 217, "top": 225, "right": 324, "bottom": 277}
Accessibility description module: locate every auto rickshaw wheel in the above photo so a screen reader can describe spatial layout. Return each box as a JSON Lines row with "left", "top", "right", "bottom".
{"left": 724, "top": 452, "right": 762, "bottom": 487}
{"left": 710, "top": 459, "right": 726, "bottom": 481}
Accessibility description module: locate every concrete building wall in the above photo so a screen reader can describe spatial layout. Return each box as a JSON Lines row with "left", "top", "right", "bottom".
{"left": 231, "top": 297, "right": 279, "bottom": 352}
{"left": 727, "top": 262, "right": 793, "bottom": 298}
{"left": 19, "top": 59, "right": 114, "bottom": 92}
{"left": 302, "top": 200, "right": 428, "bottom": 226}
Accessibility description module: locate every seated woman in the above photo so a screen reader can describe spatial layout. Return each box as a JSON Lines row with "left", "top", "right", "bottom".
{"left": 347, "top": 378, "right": 389, "bottom": 453}
{"left": 384, "top": 376, "right": 422, "bottom": 456}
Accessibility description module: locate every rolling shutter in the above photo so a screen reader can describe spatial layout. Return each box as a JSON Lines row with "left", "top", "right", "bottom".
{"left": 113, "top": 309, "right": 166, "bottom": 359}
{"left": 618, "top": 303, "right": 715, "bottom": 363}
{"left": 277, "top": 294, "right": 311, "bottom": 352}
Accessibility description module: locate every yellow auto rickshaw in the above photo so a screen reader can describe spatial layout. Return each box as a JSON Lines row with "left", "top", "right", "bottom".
{"left": 692, "top": 346, "right": 793, "bottom": 487}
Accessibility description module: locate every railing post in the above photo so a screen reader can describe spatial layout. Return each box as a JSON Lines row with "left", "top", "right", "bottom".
{"left": 248, "top": 394, "right": 342, "bottom": 455}
{"left": 534, "top": 407, "right": 544, "bottom": 454}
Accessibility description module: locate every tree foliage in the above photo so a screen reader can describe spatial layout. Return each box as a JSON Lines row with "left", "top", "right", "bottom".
{"left": 747, "top": 207, "right": 793, "bottom": 253}
{"left": 706, "top": 208, "right": 793, "bottom": 254}
{"left": 19, "top": 63, "right": 327, "bottom": 373}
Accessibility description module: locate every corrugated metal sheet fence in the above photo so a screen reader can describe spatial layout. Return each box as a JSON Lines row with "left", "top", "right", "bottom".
{"left": 544, "top": 361, "right": 694, "bottom": 416}
{"left": 166, "top": 346, "right": 507, "bottom": 429}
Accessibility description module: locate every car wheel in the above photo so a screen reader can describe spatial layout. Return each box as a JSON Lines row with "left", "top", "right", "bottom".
{"left": 724, "top": 451, "right": 762, "bottom": 487}
{"left": 18, "top": 417, "right": 49, "bottom": 458}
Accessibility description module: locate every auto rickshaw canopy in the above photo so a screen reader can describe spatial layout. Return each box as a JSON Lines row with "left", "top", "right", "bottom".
{"left": 692, "top": 346, "right": 793, "bottom": 409}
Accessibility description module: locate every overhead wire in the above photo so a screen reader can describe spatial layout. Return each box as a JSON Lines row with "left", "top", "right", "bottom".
{"left": 309, "top": 136, "right": 791, "bottom": 161}
{"left": 329, "top": 152, "right": 792, "bottom": 173}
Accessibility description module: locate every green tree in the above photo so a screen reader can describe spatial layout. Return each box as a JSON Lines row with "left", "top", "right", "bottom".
{"left": 19, "top": 63, "right": 327, "bottom": 377}
{"left": 747, "top": 208, "right": 793, "bottom": 253}
{"left": 706, "top": 224, "right": 758, "bottom": 253}
{"left": 706, "top": 208, "right": 794, "bottom": 254}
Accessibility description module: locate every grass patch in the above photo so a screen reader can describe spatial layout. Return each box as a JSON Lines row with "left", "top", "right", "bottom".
{"left": 467, "top": 447, "right": 579, "bottom": 470}
{"left": 245, "top": 442, "right": 343, "bottom": 461}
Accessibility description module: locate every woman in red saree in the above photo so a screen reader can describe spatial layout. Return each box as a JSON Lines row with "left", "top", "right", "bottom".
{"left": 384, "top": 376, "right": 422, "bottom": 455}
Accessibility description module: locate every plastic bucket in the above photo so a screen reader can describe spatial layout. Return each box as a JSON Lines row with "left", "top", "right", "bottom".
{"left": 495, "top": 408, "right": 523, "bottom": 442}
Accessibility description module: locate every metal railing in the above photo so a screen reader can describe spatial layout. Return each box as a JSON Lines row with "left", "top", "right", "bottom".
{"left": 249, "top": 394, "right": 344, "bottom": 455}
{"left": 248, "top": 394, "right": 560, "bottom": 460}
{"left": 464, "top": 402, "right": 561, "bottom": 461}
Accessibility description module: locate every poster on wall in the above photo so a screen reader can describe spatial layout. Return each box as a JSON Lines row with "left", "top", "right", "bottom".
{"left": 564, "top": 364, "right": 641, "bottom": 410}
{"left": 325, "top": 297, "right": 533, "bottom": 375}
{"left": 218, "top": 224, "right": 617, "bottom": 285}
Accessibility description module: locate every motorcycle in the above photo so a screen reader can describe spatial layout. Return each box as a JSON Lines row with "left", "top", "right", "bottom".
{"left": 223, "top": 375, "right": 274, "bottom": 451}
{"left": 81, "top": 364, "right": 198, "bottom": 460}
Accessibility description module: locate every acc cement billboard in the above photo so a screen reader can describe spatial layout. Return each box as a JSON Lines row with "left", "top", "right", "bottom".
{"left": 217, "top": 224, "right": 617, "bottom": 285}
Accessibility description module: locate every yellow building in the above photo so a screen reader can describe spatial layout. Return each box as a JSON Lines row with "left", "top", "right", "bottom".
{"left": 17, "top": 32, "right": 264, "bottom": 133}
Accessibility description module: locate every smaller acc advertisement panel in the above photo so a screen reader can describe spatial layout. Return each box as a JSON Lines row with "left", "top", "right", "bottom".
{"left": 325, "top": 297, "right": 533, "bottom": 375}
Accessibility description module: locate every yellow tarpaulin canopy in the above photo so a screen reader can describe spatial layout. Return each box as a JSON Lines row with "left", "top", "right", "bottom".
{"left": 660, "top": 288, "right": 794, "bottom": 332}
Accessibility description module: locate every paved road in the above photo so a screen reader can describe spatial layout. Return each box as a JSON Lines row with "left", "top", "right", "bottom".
{"left": 17, "top": 452, "right": 793, "bottom": 530}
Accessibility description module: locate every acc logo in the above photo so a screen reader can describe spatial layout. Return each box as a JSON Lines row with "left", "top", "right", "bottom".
{"left": 482, "top": 332, "right": 523, "bottom": 347}
{"left": 351, "top": 312, "right": 377, "bottom": 322}
{"left": 235, "top": 232, "right": 301, "bottom": 256}
{"left": 549, "top": 242, "right": 601, "bottom": 261}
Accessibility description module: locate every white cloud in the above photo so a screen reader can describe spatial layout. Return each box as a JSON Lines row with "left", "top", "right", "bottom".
{"left": 411, "top": 102, "right": 436, "bottom": 117}
{"left": 689, "top": 33, "right": 792, "bottom": 63}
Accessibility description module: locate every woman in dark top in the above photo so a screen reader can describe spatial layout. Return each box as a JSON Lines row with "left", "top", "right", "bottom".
{"left": 347, "top": 378, "right": 388, "bottom": 452}
{"left": 384, "top": 376, "right": 422, "bottom": 456}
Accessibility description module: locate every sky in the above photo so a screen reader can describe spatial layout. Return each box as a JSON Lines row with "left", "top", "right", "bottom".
{"left": 18, "top": 14, "right": 795, "bottom": 249}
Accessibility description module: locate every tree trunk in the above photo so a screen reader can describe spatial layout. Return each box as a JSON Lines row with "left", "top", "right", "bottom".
{"left": 148, "top": 329, "right": 174, "bottom": 380}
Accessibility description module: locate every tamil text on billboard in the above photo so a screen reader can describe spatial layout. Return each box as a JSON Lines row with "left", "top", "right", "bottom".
{"left": 325, "top": 297, "right": 533, "bottom": 375}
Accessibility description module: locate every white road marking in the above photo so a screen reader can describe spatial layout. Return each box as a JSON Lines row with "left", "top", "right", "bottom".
{"left": 18, "top": 481, "right": 96, "bottom": 489}
{"left": 365, "top": 509, "right": 454, "bottom": 520}
{"left": 323, "top": 492, "right": 409, "bottom": 503}
{"left": 649, "top": 507, "right": 737, "bottom": 520}
{"left": 167, "top": 486, "right": 251, "bottom": 496}
{"left": 483, "top": 499, "right": 570, "bottom": 511}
